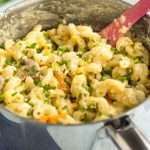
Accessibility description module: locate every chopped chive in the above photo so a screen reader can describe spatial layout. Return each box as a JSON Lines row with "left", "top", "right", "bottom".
{"left": 102, "top": 68, "right": 112, "bottom": 75}
{"left": 23, "top": 50, "right": 28, "bottom": 55}
{"left": 78, "top": 48, "right": 86, "bottom": 52}
{"left": 5, "top": 58, "right": 16, "bottom": 65}
{"left": 57, "top": 47, "right": 70, "bottom": 53}
{"left": 29, "top": 65, "right": 38, "bottom": 76}
{"left": 43, "top": 84, "right": 55, "bottom": 91}
{"left": 43, "top": 84, "right": 51, "bottom": 91}
{"left": 77, "top": 51, "right": 83, "bottom": 57}
{"left": 0, "top": 43, "right": 4, "bottom": 49}
{"left": 101, "top": 75, "right": 110, "bottom": 80}
{"left": 58, "top": 60, "right": 70, "bottom": 68}
{"left": 119, "top": 76, "right": 128, "bottom": 81}
{"left": 36, "top": 47, "right": 43, "bottom": 53}
{"left": 128, "top": 79, "right": 137, "bottom": 86}
{"left": 0, "top": 94, "right": 4, "bottom": 102}
{"left": 44, "top": 91, "right": 50, "bottom": 97}
{"left": 34, "top": 78, "right": 42, "bottom": 86}
{"left": 22, "top": 89, "right": 30, "bottom": 95}
{"left": 134, "top": 57, "right": 143, "bottom": 64}
{"left": 44, "top": 32, "right": 50, "bottom": 38}
{"left": 62, "top": 106, "right": 68, "bottom": 110}
{"left": 12, "top": 92, "right": 17, "bottom": 96}
{"left": 27, "top": 43, "right": 37, "bottom": 49}
{"left": 82, "top": 113, "right": 91, "bottom": 122}
{"left": 43, "top": 85, "right": 53, "bottom": 97}
{"left": 111, "top": 48, "right": 118, "bottom": 54}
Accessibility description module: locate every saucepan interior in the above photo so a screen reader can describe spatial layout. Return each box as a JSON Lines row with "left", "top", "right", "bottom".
{"left": 0, "top": 0, "right": 149, "bottom": 126}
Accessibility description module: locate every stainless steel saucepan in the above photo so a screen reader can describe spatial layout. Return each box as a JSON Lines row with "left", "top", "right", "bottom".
{"left": 0, "top": 0, "right": 149, "bottom": 150}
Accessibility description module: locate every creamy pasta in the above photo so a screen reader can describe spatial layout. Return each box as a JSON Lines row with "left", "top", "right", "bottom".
{"left": 0, "top": 24, "right": 149, "bottom": 124}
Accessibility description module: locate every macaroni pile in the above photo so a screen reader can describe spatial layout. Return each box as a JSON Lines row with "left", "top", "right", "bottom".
{"left": 0, "top": 24, "right": 149, "bottom": 124}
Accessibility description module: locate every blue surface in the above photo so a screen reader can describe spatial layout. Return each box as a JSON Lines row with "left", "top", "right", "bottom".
{"left": 0, "top": 114, "right": 61, "bottom": 150}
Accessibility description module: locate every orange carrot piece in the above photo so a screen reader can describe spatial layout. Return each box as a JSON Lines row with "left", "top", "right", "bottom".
{"left": 54, "top": 71, "right": 69, "bottom": 92}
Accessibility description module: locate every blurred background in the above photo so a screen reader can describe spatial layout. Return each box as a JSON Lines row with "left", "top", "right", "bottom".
{"left": 0, "top": 0, "right": 10, "bottom": 5}
{"left": 0, "top": 0, "right": 140, "bottom": 6}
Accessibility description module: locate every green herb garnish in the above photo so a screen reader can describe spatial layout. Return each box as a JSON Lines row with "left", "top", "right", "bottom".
{"left": 43, "top": 85, "right": 53, "bottom": 97}
{"left": 44, "top": 91, "right": 50, "bottom": 97}
{"left": 101, "top": 75, "right": 110, "bottom": 80}
{"left": 128, "top": 79, "right": 137, "bottom": 86}
{"left": 22, "top": 89, "right": 30, "bottom": 95}
{"left": 44, "top": 32, "right": 50, "bottom": 38}
{"left": 0, "top": 94, "right": 4, "bottom": 102}
{"left": 134, "top": 57, "right": 143, "bottom": 64}
{"left": 82, "top": 113, "right": 92, "bottom": 122}
{"left": 119, "top": 76, "right": 128, "bottom": 82}
{"left": 16, "top": 58, "right": 25, "bottom": 68}
{"left": 29, "top": 65, "right": 38, "bottom": 76}
{"left": 43, "top": 84, "right": 55, "bottom": 91}
{"left": 62, "top": 106, "right": 68, "bottom": 110}
{"left": 36, "top": 47, "right": 44, "bottom": 53}
{"left": 5, "top": 58, "right": 16, "bottom": 65}
{"left": 0, "top": 43, "right": 4, "bottom": 49}
{"left": 43, "top": 84, "right": 51, "bottom": 91}
{"left": 23, "top": 50, "right": 28, "bottom": 55}
{"left": 111, "top": 48, "right": 118, "bottom": 54}
{"left": 58, "top": 60, "right": 70, "bottom": 68}
{"left": 12, "top": 92, "right": 17, "bottom": 96}
{"left": 34, "top": 78, "right": 42, "bottom": 86}
{"left": 27, "top": 43, "right": 37, "bottom": 49}
{"left": 102, "top": 68, "right": 112, "bottom": 75}
{"left": 78, "top": 48, "right": 86, "bottom": 52}
{"left": 77, "top": 51, "right": 83, "bottom": 57}
{"left": 57, "top": 47, "right": 70, "bottom": 53}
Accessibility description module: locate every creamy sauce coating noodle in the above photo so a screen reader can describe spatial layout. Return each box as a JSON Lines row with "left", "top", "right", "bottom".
{"left": 0, "top": 24, "right": 149, "bottom": 124}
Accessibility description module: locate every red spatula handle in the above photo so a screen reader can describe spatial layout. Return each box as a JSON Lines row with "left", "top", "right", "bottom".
{"left": 123, "top": 0, "right": 150, "bottom": 26}
{"left": 100, "top": 0, "right": 150, "bottom": 46}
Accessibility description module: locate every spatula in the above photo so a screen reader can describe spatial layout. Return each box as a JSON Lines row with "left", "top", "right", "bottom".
{"left": 100, "top": 0, "right": 150, "bottom": 46}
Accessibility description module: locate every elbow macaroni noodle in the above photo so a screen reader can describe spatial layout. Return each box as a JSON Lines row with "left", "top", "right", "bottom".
{"left": 0, "top": 23, "right": 149, "bottom": 124}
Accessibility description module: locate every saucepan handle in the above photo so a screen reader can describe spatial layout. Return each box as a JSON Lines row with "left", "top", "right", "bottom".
{"left": 105, "top": 116, "right": 150, "bottom": 150}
